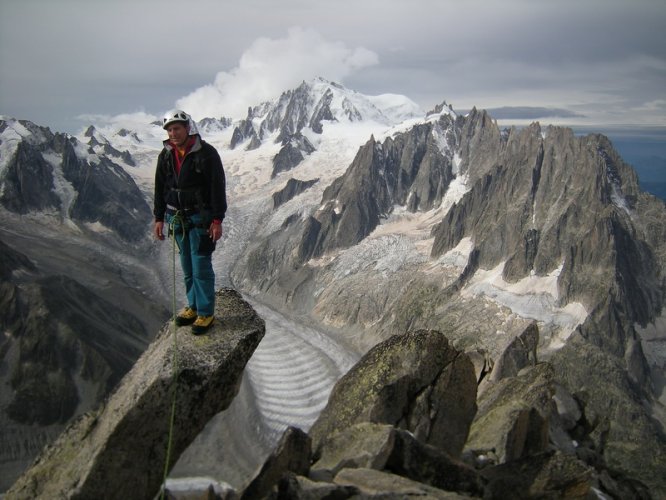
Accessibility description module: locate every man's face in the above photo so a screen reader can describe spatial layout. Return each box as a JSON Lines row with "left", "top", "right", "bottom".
{"left": 166, "top": 122, "right": 189, "bottom": 147}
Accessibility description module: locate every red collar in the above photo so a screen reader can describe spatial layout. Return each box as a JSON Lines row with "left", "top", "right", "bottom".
{"left": 171, "top": 136, "right": 196, "bottom": 174}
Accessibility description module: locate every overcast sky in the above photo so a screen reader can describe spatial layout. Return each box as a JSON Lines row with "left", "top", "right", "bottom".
{"left": 1, "top": 0, "right": 664, "bottom": 133}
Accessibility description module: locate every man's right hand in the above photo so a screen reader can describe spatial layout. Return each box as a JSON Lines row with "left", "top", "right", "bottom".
{"left": 154, "top": 221, "right": 165, "bottom": 240}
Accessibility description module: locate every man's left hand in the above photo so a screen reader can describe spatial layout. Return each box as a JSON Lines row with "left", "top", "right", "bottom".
{"left": 208, "top": 221, "right": 223, "bottom": 241}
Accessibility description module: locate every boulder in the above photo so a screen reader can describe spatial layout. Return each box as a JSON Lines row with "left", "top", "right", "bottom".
{"left": 6, "top": 288, "right": 265, "bottom": 500}
{"left": 308, "top": 329, "right": 477, "bottom": 459}
{"left": 275, "top": 473, "right": 360, "bottom": 499}
{"left": 480, "top": 450, "right": 593, "bottom": 499}
{"left": 465, "top": 362, "right": 554, "bottom": 464}
{"left": 311, "top": 422, "right": 484, "bottom": 496}
{"left": 552, "top": 383, "right": 582, "bottom": 431}
{"left": 333, "top": 468, "right": 472, "bottom": 499}
{"left": 240, "top": 427, "right": 311, "bottom": 500}
{"left": 484, "top": 321, "right": 538, "bottom": 386}
{"left": 310, "top": 422, "right": 397, "bottom": 481}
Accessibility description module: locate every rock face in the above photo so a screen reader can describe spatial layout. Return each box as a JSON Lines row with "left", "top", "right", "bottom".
{"left": 4, "top": 274, "right": 149, "bottom": 426}
{"left": 6, "top": 288, "right": 265, "bottom": 500}
{"left": 271, "top": 133, "right": 316, "bottom": 178}
{"left": 297, "top": 118, "right": 457, "bottom": 262}
{"left": 429, "top": 121, "right": 661, "bottom": 329}
{"left": 272, "top": 178, "right": 319, "bottom": 209}
{"left": 308, "top": 329, "right": 478, "bottom": 459}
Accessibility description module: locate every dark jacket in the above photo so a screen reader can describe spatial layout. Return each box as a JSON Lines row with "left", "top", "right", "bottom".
{"left": 153, "top": 134, "right": 227, "bottom": 222}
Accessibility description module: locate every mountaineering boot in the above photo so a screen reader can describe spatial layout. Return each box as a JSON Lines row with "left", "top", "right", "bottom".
{"left": 175, "top": 306, "right": 197, "bottom": 326}
{"left": 192, "top": 315, "right": 215, "bottom": 335}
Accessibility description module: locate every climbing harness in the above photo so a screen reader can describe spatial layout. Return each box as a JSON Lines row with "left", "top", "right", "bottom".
{"left": 160, "top": 211, "right": 187, "bottom": 500}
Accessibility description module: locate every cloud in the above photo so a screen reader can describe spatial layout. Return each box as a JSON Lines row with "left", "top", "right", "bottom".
{"left": 175, "top": 27, "right": 379, "bottom": 120}
{"left": 76, "top": 111, "right": 159, "bottom": 134}
{"left": 637, "top": 99, "right": 666, "bottom": 113}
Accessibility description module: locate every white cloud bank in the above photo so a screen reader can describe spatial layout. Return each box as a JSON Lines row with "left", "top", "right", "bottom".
{"left": 77, "top": 111, "right": 159, "bottom": 129}
{"left": 176, "top": 27, "right": 379, "bottom": 121}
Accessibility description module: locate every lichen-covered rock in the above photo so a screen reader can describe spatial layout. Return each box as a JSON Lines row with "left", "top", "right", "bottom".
{"left": 308, "top": 329, "right": 477, "bottom": 459}
{"left": 333, "top": 468, "right": 472, "bottom": 499}
{"left": 480, "top": 450, "right": 593, "bottom": 499}
{"left": 485, "top": 321, "right": 538, "bottom": 385}
{"left": 311, "top": 422, "right": 484, "bottom": 496}
{"left": 551, "top": 335, "right": 666, "bottom": 496}
{"left": 7, "top": 288, "right": 265, "bottom": 500}
{"left": 311, "top": 422, "right": 396, "bottom": 481}
{"left": 466, "top": 362, "right": 554, "bottom": 464}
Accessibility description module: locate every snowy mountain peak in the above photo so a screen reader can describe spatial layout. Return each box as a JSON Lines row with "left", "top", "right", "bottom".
{"left": 83, "top": 125, "right": 110, "bottom": 147}
{"left": 75, "top": 125, "right": 137, "bottom": 167}
{"left": 83, "top": 125, "right": 99, "bottom": 138}
{"left": 0, "top": 117, "right": 149, "bottom": 241}
{"left": 425, "top": 101, "right": 458, "bottom": 120}
{"left": 1, "top": 117, "right": 53, "bottom": 147}
{"left": 230, "top": 77, "right": 422, "bottom": 150}
{"left": 305, "top": 77, "right": 421, "bottom": 125}
{"left": 197, "top": 117, "right": 233, "bottom": 135}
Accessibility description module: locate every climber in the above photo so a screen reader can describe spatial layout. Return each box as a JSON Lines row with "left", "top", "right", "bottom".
{"left": 153, "top": 109, "right": 227, "bottom": 334}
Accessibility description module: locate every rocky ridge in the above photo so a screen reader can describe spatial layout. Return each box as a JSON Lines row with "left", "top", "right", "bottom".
{"left": 7, "top": 288, "right": 265, "bottom": 499}
{"left": 10, "top": 322, "right": 643, "bottom": 499}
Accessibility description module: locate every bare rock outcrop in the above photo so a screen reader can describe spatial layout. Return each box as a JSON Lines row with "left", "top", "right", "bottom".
{"left": 484, "top": 321, "right": 539, "bottom": 385}
{"left": 7, "top": 288, "right": 265, "bottom": 500}
{"left": 240, "top": 427, "right": 311, "bottom": 500}
{"left": 465, "top": 362, "right": 554, "bottom": 464}
{"left": 272, "top": 177, "right": 319, "bottom": 209}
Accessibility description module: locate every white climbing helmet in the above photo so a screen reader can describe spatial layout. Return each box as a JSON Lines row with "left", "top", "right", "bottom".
{"left": 162, "top": 109, "right": 191, "bottom": 130}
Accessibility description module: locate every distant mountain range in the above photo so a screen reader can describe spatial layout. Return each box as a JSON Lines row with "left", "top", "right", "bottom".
{"left": 1, "top": 77, "right": 665, "bottom": 496}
